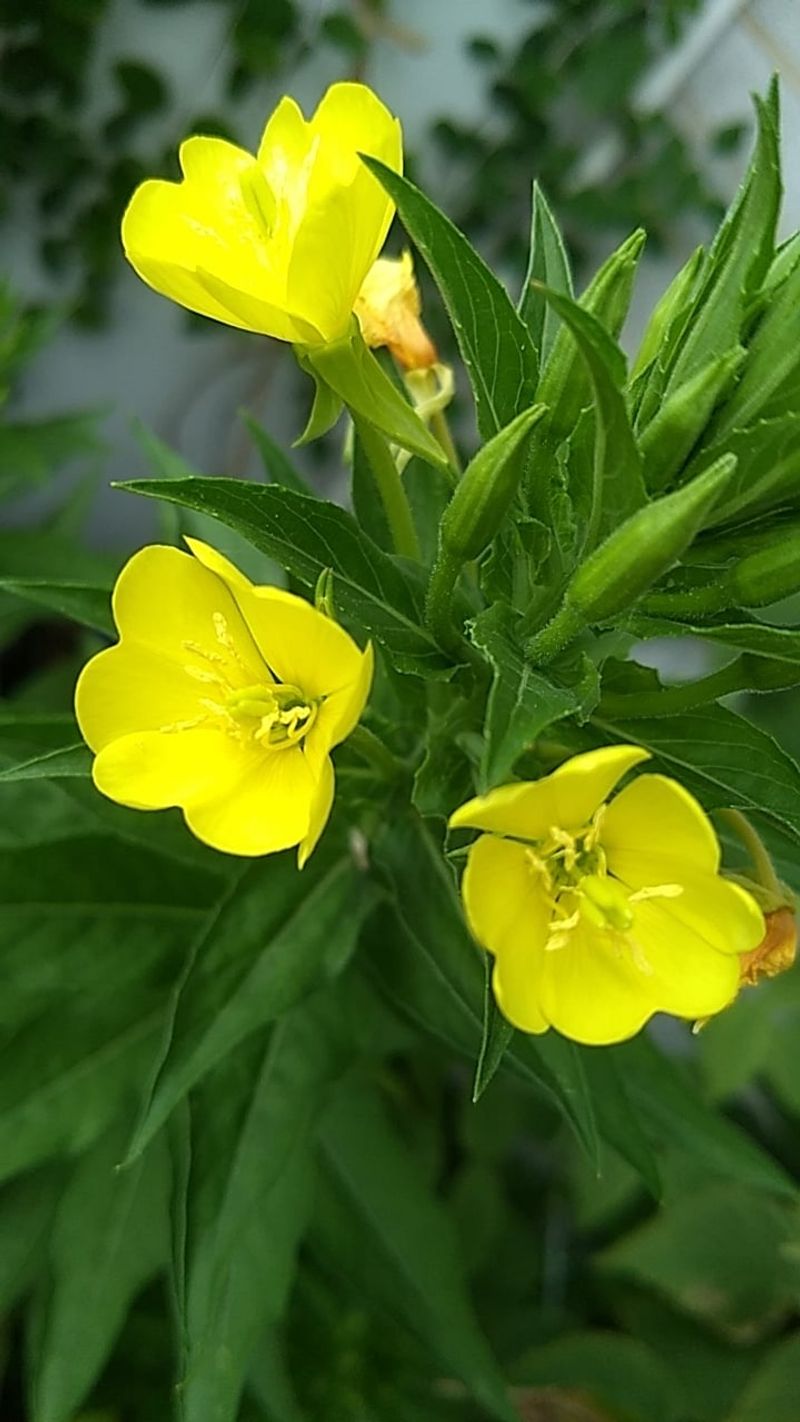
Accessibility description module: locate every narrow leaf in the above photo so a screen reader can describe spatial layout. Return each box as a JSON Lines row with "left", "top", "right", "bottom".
{"left": 363, "top": 157, "right": 538, "bottom": 438}
{"left": 0, "top": 578, "right": 113, "bottom": 634}
{"left": 518, "top": 181, "right": 574, "bottom": 363}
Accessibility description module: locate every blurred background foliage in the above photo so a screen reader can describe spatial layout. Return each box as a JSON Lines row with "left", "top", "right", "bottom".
{"left": 4, "top": 4, "right": 800, "bottom": 1422}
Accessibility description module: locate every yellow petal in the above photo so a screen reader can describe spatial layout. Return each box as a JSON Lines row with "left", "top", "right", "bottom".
{"left": 192, "top": 266, "right": 321, "bottom": 342}
{"left": 449, "top": 746, "right": 650, "bottom": 840}
{"left": 611, "top": 861, "right": 765, "bottom": 957}
{"left": 461, "top": 835, "right": 549, "bottom": 1033}
{"left": 298, "top": 756, "right": 335, "bottom": 868}
{"left": 628, "top": 896, "right": 743, "bottom": 1018}
{"left": 110, "top": 545, "right": 265, "bottom": 679}
{"left": 602, "top": 773, "right": 720, "bottom": 874}
{"left": 256, "top": 95, "right": 314, "bottom": 229}
{"left": 286, "top": 83, "right": 402, "bottom": 341}
{"left": 536, "top": 920, "right": 658, "bottom": 1045}
{"left": 303, "top": 642, "right": 374, "bottom": 781}
{"left": 76, "top": 642, "right": 204, "bottom": 753}
{"left": 185, "top": 538, "right": 366, "bottom": 699}
{"left": 92, "top": 726, "right": 248, "bottom": 811}
{"left": 185, "top": 742, "right": 315, "bottom": 856}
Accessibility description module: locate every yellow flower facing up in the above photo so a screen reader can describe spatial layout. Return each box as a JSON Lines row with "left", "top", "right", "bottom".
{"left": 75, "top": 540, "right": 373, "bottom": 864}
{"left": 354, "top": 251, "right": 438, "bottom": 371}
{"left": 122, "top": 82, "right": 402, "bottom": 346}
{"left": 450, "top": 746, "right": 765, "bottom": 1046}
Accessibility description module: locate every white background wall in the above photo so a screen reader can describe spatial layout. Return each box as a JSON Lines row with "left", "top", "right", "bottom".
{"left": 3, "top": 0, "right": 799, "bottom": 547}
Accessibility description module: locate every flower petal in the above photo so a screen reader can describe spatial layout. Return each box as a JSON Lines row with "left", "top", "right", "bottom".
{"left": 536, "top": 920, "right": 659, "bottom": 1045}
{"left": 602, "top": 773, "right": 719, "bottom": 873}
{"left": 76, "top": 642, "right": 204, "bottom": 753}
{"left": 92, "top": 726, "right": 248, "bottom": 811}
{"left": 110, "top": 544, "right": 264, "bottom": 676}
{"left": 450, "top": 746, "right": 650, "bottom": 840}
{"left": 611, "top": 860, "right": 765, "bottom": 957}
{"left": 298, "top": 755, "right": 335, "bottom": 868}
{"left": 185, "top": 743, "right": 315, "bottom": 856}
{"left": 627, "top": 897, "right": 743, "bottom": 1018}
{"left": 303, "top": 642, "right": 374, "bottom": 780}
{"left": 185, "top": 538, "right": 366, "bottom": 699}
{"left": 462, "top": 835, "right": 550, "bottom": 1033}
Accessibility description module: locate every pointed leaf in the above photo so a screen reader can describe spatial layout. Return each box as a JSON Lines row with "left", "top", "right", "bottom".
{"left": 472, "top": 957, "right": 514, "bottom": 1102}
{"left": 0, "top": 742, "right": 91, "bottom": 783}
{"left": 117, "top": 477, "right": 451, "bottom": 677}
{"left": 362, "top": 157, "right": 538, "bottom": 438}
{"left": 0, "top": 578, "right": 113, "bottom": 634}
{"left": 518, "top": 181, "right": 573, "bottom": 363}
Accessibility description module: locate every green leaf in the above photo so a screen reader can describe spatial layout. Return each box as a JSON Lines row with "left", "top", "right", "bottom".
{"left": 320, "top": 1078, "right": 518, "bottom": 1422}
{"left": 31, "top": 1127, "right": 169, "bottom": 1422}
{"left": 0, "top": 742, "right": 91, "bottom": 783}
{"left": 518, "top": 181, "right": 573, "bottom": 364}
{"left": 580, "top": 1046, "right": 662, "bottom": 1202}
{"left": 537, "top": 286, "right": 646, "bottom": 547}
{"left": 178, "top": 1007, "right": 333, "bottom": 1422}
{"left": 629, "top": 613, "right": 800, "bottom": 665}
{"left": 514, "top": 1332, "right": 682, "bottom": 1422}
{"left": 660, "top": 81, "right": 781, "bottom": 399}
{"left": 610, "top": 1035, "right": 796, "bottom": 1199}
{"left": 685, "top": 414, "right": 800, "bottom": 527}
{"left": 134, "top": 423, "right": 281, "bottom": 583}
{"left": 352, "top": 425, "right": 392, "bottom": 550}
{"left": 117, "top": 477, "right": 451, "bottom": 677}
{"left": 293, "top": 356, "right": 344, "bottom": 444}
{"left": 367, "top": 815, "right": 599, "bottom": 1164}
{"left": 725, "top": 1335, "right": 800, "bottom": 1422}
{"left": 305, "top": 326, "right": 447, "bottom": 469}
{"left": 471, "top": 602, "right": 589, "bottom": 791}
{"left": 472, "top": 957, "right": 513, "bottom": 1102}
{"left": 601, "top": 1181, "right": 799, "bottom": 1341}
{"left": 126, "top": 843, "right": 375, "bottom": 1162}
{"left": 0, "top": 576, "right": 113, "bottom": 633}
{"left": 593, "top": 702, "right": 800, "bottom": 845}
{"left": 0, "top": 1168, "right": 63, "bottom": 1314}
{"left": 242, "top": 411, "right": 314, "bottom": 495}
{"left": 362, "top": 158, "right": 538, "bottom": 439}
{"left": 713, "top": 254, "right": 800, "bottom": 437}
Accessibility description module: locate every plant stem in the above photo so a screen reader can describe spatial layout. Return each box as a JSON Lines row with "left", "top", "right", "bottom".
{"left": 430, "top": 405, "right": 461, "bottom": 481}
{"left": 353, "top": 416, "right": 420, "bottom": 561}
{"left": 720, "top": 808, "right": 782, "bottom": 896}
{"left": 525, "top": 602, "right": 583, "bottom": 666}
{"left": 425, "top": 546, "right": 482, "bottom": 668}
{"left": 348, "top": 724, "right": 405, "bottom": 779}
{"left": 599, "top": 660, "right": 744, "bottom": 718}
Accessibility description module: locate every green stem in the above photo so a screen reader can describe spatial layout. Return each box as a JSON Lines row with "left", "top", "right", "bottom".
{"left": 721, "top": 808, "right": 782, "bottom": 896}
{"left": 430, "top": 405, "right": 461, "bottom": 482}
{"left": 353, "top": 417, "right": 420, "bottom": 561}
{"left": 640, "top": 583, "right": 729, "bottom": 619}
{"left": 425, "top": 546, "right": 482, "bottom": 668}
{"left": 348, "top": 724, "right": 405, "bottom": 779}
{"left": 524, "top": 601, "right": 584, "bottom": 666}
{"left": 599, "top": 660, "right": 745, "bottom": 718}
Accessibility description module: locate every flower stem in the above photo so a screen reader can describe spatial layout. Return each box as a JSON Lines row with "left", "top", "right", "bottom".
{"left": 430, "top": 405, "right": 461, "bottom": 481}
{"left": 720, "top": 808, "right": 782, "bottom": 896}
{"left": 348, "top": 724, "right": 405, "bottom": 779}
{"left": 353, "top": 416, "right": 421, "bottom": 561}
{"left": 525, "top": 602, "right": 584, "bottom": 666}
{"left": 425, "top": 545, "right": 479, "bottom": 667}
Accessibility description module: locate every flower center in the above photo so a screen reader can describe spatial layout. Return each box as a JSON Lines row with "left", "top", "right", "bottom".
{"left": 524, "top": 812, "right": 681, "bottom": 957}
{"left": 226, "top": 682, "right": 317, "bottom": 750}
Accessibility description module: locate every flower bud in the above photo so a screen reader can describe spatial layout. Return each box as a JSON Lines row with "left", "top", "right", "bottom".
{"left": 440, "top": 404, "right": 547, "bottom": 562}
{"left": 565, "top": 452, "right": 738, "bottom": 623}
{"left": 726, "top": 524, "right": 800, "bottom": 607}
{"left": 630, "top": 244, "right": 704, "bottom": 380}
{"left": 641, "top": 346, "right": 745, "bottom": 493}
{"left": 354, "top": 251, "right": 438, "bottom": 371}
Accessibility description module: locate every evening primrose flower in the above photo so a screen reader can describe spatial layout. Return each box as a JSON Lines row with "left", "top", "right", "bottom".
{"left": 354, "top": 251, "right": 437, "bottom": 371}
{"left": 122, "top": 82, "right": 402, "bottom": 345}
{"left": 449, "top": 746, "right": 765, "bottom": 1045}
{"left": 75, "top": 540, "right": 373, "bottom": 864}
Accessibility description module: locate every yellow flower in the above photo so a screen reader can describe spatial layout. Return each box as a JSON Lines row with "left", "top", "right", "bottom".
{"left": 121, "top": 82, "right": 402, "bottom": 345}
{"left": 354, "top": 251, "right": 438, "bottom": 371}
{"left": 449, "top": 746, "right": 765, "bottom": 1045}
{"left": 75, "top": 540, "right": 373, "bottom": 864}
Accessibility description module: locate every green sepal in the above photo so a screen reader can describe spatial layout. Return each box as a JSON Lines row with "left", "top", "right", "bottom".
{"left": 440, "top": 403, "right": 547, "bottom": 561}
{"left": 573, "top": 451, "right": 739, "bottom": 620}
{"left": 293, "top": 350, "right": 344, "bottom": 445}
{"left": 629, "top": 244, "right": 704, "bottom": 385}
{"left": 302, "top": 323, "right": 448, "bottom": 470}
{"left": 641, "top": 346, "right": 745, "bottom": 493}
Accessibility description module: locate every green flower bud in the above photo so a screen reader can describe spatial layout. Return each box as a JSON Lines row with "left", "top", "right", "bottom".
{"left": 630, "top": 244, "right": 704, "bottom": 381}
{"left": 440, "top": 404, "right": 547, "bottom": 561}
{"left": 727, "top": 523, "right": 800, "bottom": 607}
{"left": 527, "top": 453, "right": 738, "bottom": 662}
{"left": 641, "top": 346, "right": 745, "bottom": 493}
